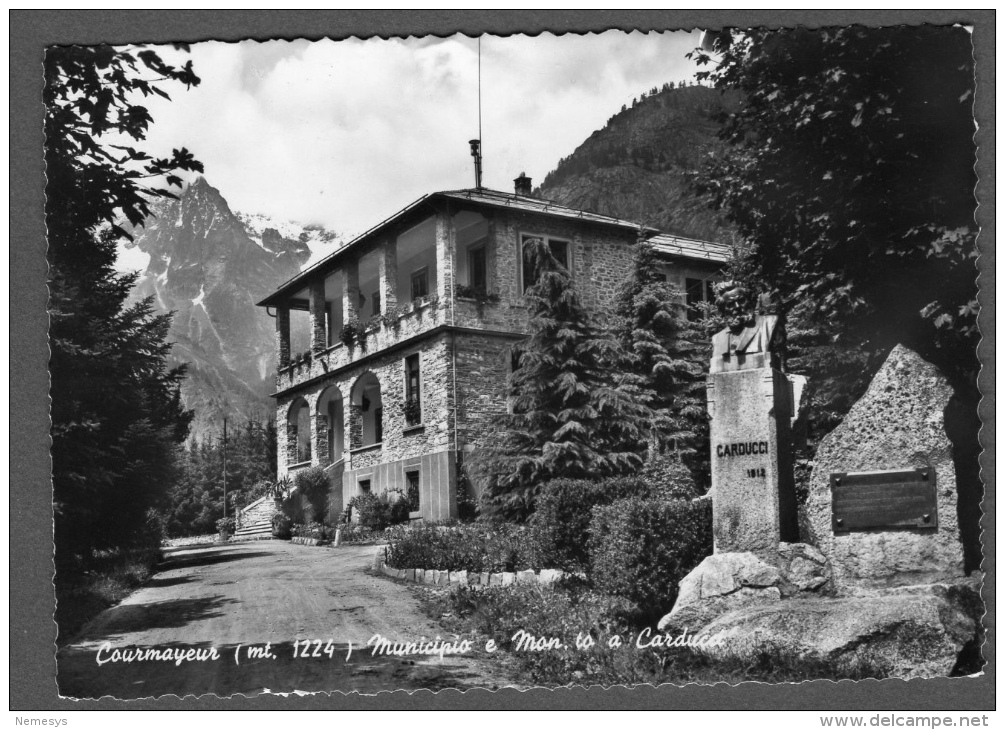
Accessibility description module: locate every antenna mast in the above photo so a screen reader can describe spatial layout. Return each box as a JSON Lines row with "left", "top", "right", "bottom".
{"left": 478, "top": 36, "right": 482, "bottom": 145}
{"left": 468, "top": 37, "right": 483, "bottom": 189}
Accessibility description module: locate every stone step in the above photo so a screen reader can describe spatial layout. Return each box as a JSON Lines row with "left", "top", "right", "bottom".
{"left": 235, "top": 523, "right": 272, "bottom": 536}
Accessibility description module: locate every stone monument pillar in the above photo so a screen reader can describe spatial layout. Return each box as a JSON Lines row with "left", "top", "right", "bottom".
{"left": 707, "top": 283, "right": 799, "bottom": 561}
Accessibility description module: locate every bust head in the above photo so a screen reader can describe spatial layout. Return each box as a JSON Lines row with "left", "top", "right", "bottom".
{"left": 715, "top": 280, "right": 756, "bottom": 332}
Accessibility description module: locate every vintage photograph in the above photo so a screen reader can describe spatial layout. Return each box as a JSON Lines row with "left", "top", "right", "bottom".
{"left": 43, "top": 23, "right": 986, "bottom": 701}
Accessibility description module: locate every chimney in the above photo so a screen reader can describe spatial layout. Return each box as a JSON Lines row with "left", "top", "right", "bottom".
{"left": 469, "top": 139, "right": 483, "bottom": 189}
{"left": 514, "top": 172, "right": 532, "bottom": 197}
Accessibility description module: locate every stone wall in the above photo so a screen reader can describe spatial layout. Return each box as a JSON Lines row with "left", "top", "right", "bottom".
{"left": 277, "top": 332, "right": 455, "bottom": 476}
{"left": 344, "top": 450, "right": 457, "bottom": 521}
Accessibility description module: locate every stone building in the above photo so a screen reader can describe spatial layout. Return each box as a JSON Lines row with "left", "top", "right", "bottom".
{"left": 257, "top": 179, "right": 731, "bottom": 521}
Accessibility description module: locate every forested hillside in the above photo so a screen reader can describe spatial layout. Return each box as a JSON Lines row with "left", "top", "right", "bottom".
{"left": 538, "top": 83, "right": 740, "bottom": 242}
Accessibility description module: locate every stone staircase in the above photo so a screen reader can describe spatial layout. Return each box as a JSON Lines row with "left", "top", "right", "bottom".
{"left": 234, "top": 495, "right": 278, "bottom": 540}
{"left": 233, "top": 521, "right": 273, "bottom": 540}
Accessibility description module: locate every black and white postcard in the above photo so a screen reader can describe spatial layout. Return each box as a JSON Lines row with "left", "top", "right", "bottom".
{"left": 13, "top": 10, "right": 994, "bottom": 713}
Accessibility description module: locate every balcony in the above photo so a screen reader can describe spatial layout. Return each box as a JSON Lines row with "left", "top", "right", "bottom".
{"left": 276, "top": 295, "right": 452, "bottom": 392}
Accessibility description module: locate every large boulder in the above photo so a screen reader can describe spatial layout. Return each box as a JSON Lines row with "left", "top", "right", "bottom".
{"left": 658, "top": 553, "right": 784, "bottom": 632}
{"left": 659, "top": 547, "right": 831, "bottom": 632}
{"left": 694, "top": 583, "right": 978, "bottom": 679}
{"left": 804, "top": 345, "right": 965, "bottom": 593}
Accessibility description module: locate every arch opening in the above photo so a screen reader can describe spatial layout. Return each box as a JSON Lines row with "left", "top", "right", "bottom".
{"left": 318, "top": 386, "right": 345, "bottom": 463}
{"left": 287, "top": 397, "right": 311, "bottom": 464}
{"left": 350, "top": 372, "right": 383, "bottom": 449}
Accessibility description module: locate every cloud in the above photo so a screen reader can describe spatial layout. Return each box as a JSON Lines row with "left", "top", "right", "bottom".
{"left": 135, "top": 31, "right": 701, "bottom": 238}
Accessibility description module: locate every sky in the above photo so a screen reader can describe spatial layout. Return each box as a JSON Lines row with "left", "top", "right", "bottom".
{"left": 136, "top": 31, "right": 703, "bottom": 241}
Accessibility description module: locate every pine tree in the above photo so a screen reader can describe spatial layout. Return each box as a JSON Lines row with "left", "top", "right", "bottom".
{"left": 614, "top": 239, "right": 707, "bottom": 458}
{"left": 476, "top": 238, "right": 653, "bottom": 519}
{"left": 46, "top": 44, "right": 202, "bottom": 564}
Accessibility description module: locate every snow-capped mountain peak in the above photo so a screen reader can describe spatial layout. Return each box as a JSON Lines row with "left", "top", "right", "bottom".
{"left": 236, "top": 211, "right": 343, "bottom": 270}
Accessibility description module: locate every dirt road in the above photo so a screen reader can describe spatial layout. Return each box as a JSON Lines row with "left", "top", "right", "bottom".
{"left": 57, "top": 541, "right": 519, "bottom": 699}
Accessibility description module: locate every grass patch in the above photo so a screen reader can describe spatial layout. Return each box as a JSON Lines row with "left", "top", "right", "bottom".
{"left": 54, "top": 547, "right": 162, "bottom": 646}
{"left": 424, "top": 583, "right": 891, "bottom": 687}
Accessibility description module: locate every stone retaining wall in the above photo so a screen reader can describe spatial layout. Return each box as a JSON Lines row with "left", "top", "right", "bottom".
{"left": 373, "top": 546, "right": 571, "bottom": 589}
{"left": 290, "top": 536, "right": 331, "bottom": 547}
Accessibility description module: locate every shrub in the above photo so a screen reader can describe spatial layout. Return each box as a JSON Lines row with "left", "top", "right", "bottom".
{"left": 291, "top": 521, "right": 337, "bottom": 542}
{"left": 294, "top": 466, "right": 332, "bottom": 525}
{"left": 640, "top": 454, "right": 702, "bottom": 499}
{"left": 215, "top": 517, "right": 235, "bottom": 540}
{"left": 588, "top": 497, "right": 712, "bottom": 620}
{"left": 347, "top": 491, "right": 409, "bottom": 531}
{"left": 339, "top": 321, "right": 360, "bottom": 348}
{"left": 271, "top": 512, "right": 292, "bottom": 539}
{"left": 271, "top": 475, "right": 293, "bottom": 503}
{"left": 530, "top": 477, "right": 652, "bottom": 571}
{"left": 140, "top": 508, "right": 168, "bottom": 549}
{"left": 338, "top": 524, "right": 377, "bottom": 544}
{"left": 385, "top": 523, "right": 537, "bottom": 573}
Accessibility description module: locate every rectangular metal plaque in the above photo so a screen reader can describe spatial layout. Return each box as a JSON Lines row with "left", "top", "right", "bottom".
{"left": 831, "top": 467, "right": 937, "bottom": 533}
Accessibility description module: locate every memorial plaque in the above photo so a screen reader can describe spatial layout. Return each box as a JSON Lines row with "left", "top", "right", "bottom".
{"left": 831, "top": 468, "right": 937, "bottom": 533}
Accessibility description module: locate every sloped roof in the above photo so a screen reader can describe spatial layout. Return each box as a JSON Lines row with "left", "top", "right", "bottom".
{"left": 257, "top": 187, "right": 732, "bottom": 306}
{"left": 437, "top": 187, "right": 657, "bottom": 231}
{"left": 648, "top": 231, "right": 733, "bottom": 262}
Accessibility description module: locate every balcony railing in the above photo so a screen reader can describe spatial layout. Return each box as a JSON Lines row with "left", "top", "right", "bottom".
{"left": 276, "top": 290, "right": 518, "bottom": 393}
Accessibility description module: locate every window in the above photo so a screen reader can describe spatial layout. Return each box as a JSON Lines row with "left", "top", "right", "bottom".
{"left": 374, "top": 406, "right": 383, "bottom": 444}
{"left": 411, "top": 267, "right": 429, "bottom": 300}
{"left": 686, "top": 277, "right": 714, "bottom": 321}
{"left": 404, "top": 354, "right": 421, "bottom": 426}
{"left": 520, "top": 234, "right": 571, "bottom": 293}
{"left": 359, "top": 479, "right": 371, "bottom": 494}
{"left": 405, "top": 470, "right": 420, "bottom": 514}
{"left": 468, "top": 245, "right": 487, "bottom": 293}
{"left": 371, "top": 290, "right": 381, "bottom": 317}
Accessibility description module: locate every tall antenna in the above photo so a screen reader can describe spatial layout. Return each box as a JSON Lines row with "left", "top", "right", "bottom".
{"left": 468, "top": 36, "right": 484, "bottom": 189}
{"left": 478, "top": 36, "right": 482, "bottom": 145}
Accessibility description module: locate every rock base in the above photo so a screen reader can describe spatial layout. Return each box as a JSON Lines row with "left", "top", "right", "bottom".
{"left": 659, "top": 549, "right": 980, "bottom": 680}
{"left": 659, "top": 546, "right": 830, "bottom": 633}
{"left": 694, "top": 582, "right": 980, "bottom": 679}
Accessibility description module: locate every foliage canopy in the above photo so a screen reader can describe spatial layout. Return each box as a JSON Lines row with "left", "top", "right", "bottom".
{"left": 46, "top": 44, "right": 203, "bottom": 563}
{"left": 693, "top": 27, "right": 978, "bottom": 391}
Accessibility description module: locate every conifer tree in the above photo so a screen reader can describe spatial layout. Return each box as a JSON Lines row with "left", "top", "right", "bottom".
{"left": 46, "top": 44, "right": 202, "bottom": 563}
{"left": 477, "top": 238, "right": 653, "bottom": 519}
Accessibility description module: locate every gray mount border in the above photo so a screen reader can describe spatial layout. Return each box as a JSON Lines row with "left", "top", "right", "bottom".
{"left": 11, "top": 9, "right": 994, "bottom": 711}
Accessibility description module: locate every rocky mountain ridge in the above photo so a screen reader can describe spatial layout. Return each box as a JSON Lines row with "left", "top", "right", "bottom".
{"left": 124, "top": 177, "right": 341, "bottom": 439}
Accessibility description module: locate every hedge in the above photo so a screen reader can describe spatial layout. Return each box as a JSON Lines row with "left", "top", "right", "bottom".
{"left": 385, "top": 523, "right": 537, "bottom": 573}
{"left": 588, "top": 497, "right": 712, "bottom": 620}
{"left": 530, "top": 472, "right": 695, "bottom": 572}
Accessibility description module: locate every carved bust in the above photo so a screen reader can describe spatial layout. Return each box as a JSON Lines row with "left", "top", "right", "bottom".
{"left": 710, "top": 281, "right": 784, "bottom": 373}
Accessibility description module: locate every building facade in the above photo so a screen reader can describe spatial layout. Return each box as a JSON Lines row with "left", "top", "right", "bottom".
{"left": 258, "top": 183, "right": 731, "bottom": 521}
